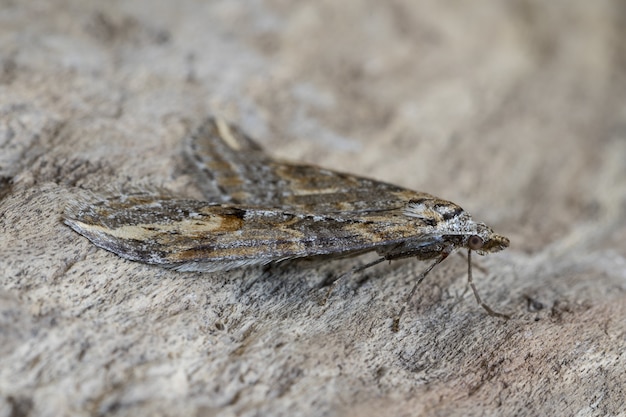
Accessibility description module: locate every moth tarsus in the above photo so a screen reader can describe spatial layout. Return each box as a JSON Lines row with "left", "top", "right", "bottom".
{"left": 64, "top": 116, "right": 510, "bottom": 324}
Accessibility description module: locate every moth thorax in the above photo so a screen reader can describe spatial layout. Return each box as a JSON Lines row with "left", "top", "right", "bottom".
{"left": 404, "top": 198, "right": 468, "bottom": 227}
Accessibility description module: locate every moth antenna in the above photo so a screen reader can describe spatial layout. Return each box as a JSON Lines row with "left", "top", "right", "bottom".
{"left": 467, "top": 250, "right": 510, "bottom": 320}
{"left": 392, "top": 254, "right": 448, "bottom": 332}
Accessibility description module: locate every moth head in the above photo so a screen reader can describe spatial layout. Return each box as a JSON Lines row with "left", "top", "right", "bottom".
{"left": 464, "top": 223, "right": 510, "bottom": 254}
{"left": 403, "top": 197, "right": 509, "bottom": 254}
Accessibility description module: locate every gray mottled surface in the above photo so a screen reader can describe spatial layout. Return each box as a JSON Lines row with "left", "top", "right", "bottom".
{"left": 1, "top": 1, "right": 625, "bottom": 416}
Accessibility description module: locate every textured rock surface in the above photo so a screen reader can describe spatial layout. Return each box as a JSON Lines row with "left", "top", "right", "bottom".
{"left": 1, "top": 1, "right": 625, "bottom": 416}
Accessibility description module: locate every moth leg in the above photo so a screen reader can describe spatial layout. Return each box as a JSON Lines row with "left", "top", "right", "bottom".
{"left": 325, "top": 242, "right": 405, "bottom": 288}
{"left": 352, "top": 257, "right": 389, "bottom": 274}
{"left": 320, "top": 257, "right": 387, "bottom": 305}
{"left": 467, "top": 250, "right": 510, "bottom": 320}
{"left": 392, "top": 253, "right": 449, "bottom": 332}
{"left": 457, "top": 250, "right": 489, "bottom": 275}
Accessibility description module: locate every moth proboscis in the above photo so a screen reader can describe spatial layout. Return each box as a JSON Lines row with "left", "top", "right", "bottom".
{"left": 64, "top": 117, "right": 510, "bottom": 328}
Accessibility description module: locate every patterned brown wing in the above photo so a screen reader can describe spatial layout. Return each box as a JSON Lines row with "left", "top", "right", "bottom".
{"left": 63, "top": 196, "right": 442, "bottom": 273}
{"left": 185, "top": 117, "right": 432, "bottom": 213}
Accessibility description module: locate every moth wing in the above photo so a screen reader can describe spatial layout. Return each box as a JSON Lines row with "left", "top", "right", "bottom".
{"left": 185, "top": 117, "right": 271, "bottom": 204}
{"left": 186, "top": 117, "right": 431, "bottom": 212}
{"left": 63, "top": 196, "right": 428, "bottom": 272}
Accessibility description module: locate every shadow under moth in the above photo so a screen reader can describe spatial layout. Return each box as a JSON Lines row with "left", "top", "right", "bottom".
{"left": 64, "top": 117, "right": 510, "bottom": 325}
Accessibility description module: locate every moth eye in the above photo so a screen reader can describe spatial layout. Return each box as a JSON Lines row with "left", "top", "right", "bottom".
{"left": 468, "top": 235, "right": 484, "bottom": 250}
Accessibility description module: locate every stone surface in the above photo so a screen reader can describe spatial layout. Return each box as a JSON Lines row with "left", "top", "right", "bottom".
{"left": 1, "top": 1, "right": 625, "bottom": 416}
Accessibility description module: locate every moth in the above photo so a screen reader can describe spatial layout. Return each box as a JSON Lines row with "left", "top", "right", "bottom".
{"left": 65, "top": 117, "right": 510, "bottom": 322}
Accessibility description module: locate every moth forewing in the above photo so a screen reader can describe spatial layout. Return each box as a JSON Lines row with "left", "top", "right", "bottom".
{"left": 65, "top": 197, "right": 467, "bottom": 270}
